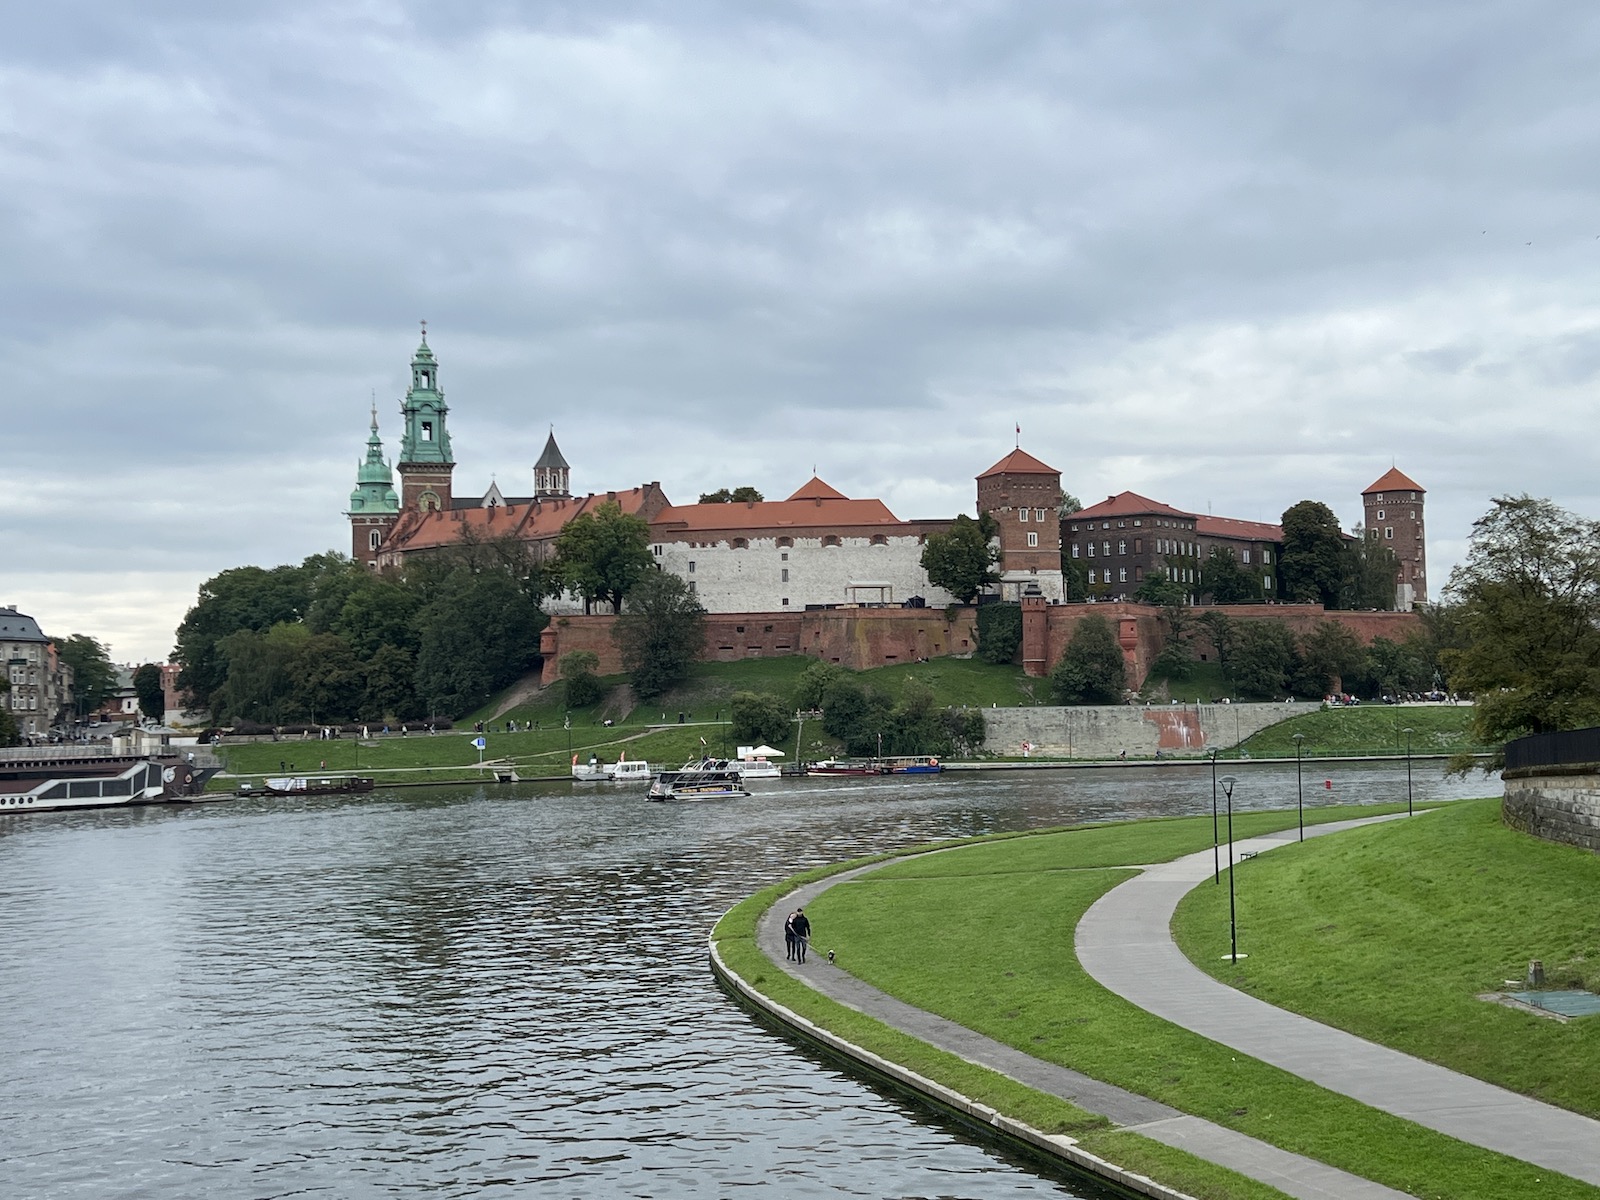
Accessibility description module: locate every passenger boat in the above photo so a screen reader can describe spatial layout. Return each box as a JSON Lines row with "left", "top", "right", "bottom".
{"left": 731, "top": 745, "right": 784, "bottom": 780}
{"left": 647, "top": 758, "right": 750, "bottom": 801}
{"left": 884, "top": 755, "right": 944, "bottom": 774}
{"left": 255, "top": 776, "right": 375, "bottom": 796}
{"left": 805, "top": 759, "right": 890, "bottom": 776}
{"left": 0, "top": 747, "right": 220, "bottom": 813}
{"left": 572, "top": 754, "right": 653, "bottom": 783}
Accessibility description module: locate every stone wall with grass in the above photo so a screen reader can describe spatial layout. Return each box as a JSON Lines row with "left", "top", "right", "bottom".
{"left": 983, "top": 701, "right": 1323, "bottom": 759}
{"left": 1502, "top": 767, "right": 1600, "bottom": 853}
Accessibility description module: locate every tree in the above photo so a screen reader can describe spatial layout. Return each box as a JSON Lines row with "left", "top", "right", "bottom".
{"left": 793, "top": 661, "right": 843, "bottom": 711}
{"left": 560, "top": 650, "right": 603, "bottom": 708}
{"left": 1050, "top": 614, "right": 1127, "bottom": 704}
{"left": 975, "top": 603, "right": 1022, "bottom": 665}
{"left": 214, "top": 622, "right": 310, "bottom": 725}
{"left": 698, "top": 486, "right": 764, "bottom": 503}
{"left": 1134, "top": 568, "right": 1186, "bottom": 608}
{"left": 1279, "top": 501, "right": 1347, "bottom": 608}
{"left": 1201, "top": 546, "right": 1258, "bottom": 604}
{"left": 1295, "top": 620, "right": 1363, "bottom": 697}
{"left": 0, "top": 680, "right": 18, "bottom": 747}
{"left": 553, "top": 501, "right": 654, "bottom": 614}
{"left": 1341, "top": 525, "right": 1402, "bottom": 610}
{"left": 1440, "top": 495, "right": 1600, "bottom": 739}
{"left": 1231, "top": 621, "right": 1297, "bottom": 700}
{"left": 132, "top": 663, "right": 165, "bottom": 722}
{"left": 413, "top": 568, "right": 544, "bottom": 717}
{"left": 1197, "top": 611, "right": 1237, "bottom": 673}
{"left": 56, "top": 635, "right": 118, "bottom": 719}
{"left": 730, "top": 691, "right": 791, "bottom": 746}
{"left": 819, "top": 677, "right": 894, "bottom": 755}
{"left": 613, "top": 570, "right": 706, "bottom": 699}
{"left": 173, "top": 563, "right": 314, "bottom": 711}
{"left": 362, "top": 644, "right": 419, "bottom": 721}
{"left": 920, "top": 513, "right": 999, "bottom": 604}
{"left": 291, "top": 633, "right": 364, "bottom": 722}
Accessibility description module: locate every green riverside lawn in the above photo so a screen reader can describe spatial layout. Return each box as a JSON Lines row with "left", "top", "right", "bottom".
{"left": 722, "top": 802, "right": 1600, "bottom": 1200}
{"left": 1173, "top": 797, "right": 1600, "bottom": 1113}
{"left": 1228, "top": 704, "right": 1490, "bottom": 760}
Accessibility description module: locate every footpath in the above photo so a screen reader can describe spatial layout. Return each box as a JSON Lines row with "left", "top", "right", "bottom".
{"left": 733, "top": 815, "right": 1600, "bottom": 1200}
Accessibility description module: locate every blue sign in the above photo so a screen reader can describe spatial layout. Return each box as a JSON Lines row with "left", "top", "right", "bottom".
{"left": 471, "top": 737, "right": 487, "bottom": 750}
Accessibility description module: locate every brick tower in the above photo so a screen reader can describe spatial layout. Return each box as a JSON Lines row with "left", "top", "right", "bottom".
{"left": 346, "top": 405, "right": 400, "bottom": 567}
{"left": 397, "top": 325, "right": 455, "bottom": 512}
{"left": 977, "top": 448, "right": 1065, "bottom": 602}
{"left": 1361, "top": 468, "right": 1427, "bottom": 609}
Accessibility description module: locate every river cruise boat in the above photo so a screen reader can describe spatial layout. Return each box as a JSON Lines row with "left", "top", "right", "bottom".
{"left": 254, "top": 776, "right": 376, "bottom": 796}
{"left": 647, "top": 758, "right": 750, "bottom": 801}
{"left": 805, "top": 759, "right": 891, "bottom": 776}
{"left": 731, "top": 745, "right": 784, "bottom": 780}
{"left": 572, "top": 754, "right": 653, "bottom": 783}
{"left": 0, "top": 747, "right": 219, "bottom": 813}
{"left": 884, "top": 756, "right": 943, "bottom": 774}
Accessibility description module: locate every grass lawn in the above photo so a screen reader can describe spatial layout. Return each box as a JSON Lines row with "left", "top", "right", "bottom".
{"left": 1229, "top": 703, "right": 1489, "bottom": 759}
{"left": 779, "top": 803, "right": 1593, "bottom": 1200}
{"left": 1173, "top": 797, "right": 1600, "bottom": 1117}
{"left": 1140, "top": 660, "right": 1232, "bottom": 705}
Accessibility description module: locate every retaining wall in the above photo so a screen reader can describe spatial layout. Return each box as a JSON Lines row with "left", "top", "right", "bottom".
{"left": 982, "top": 701, "right": 1323, "bottom": 758}
{"left": 1502, "top": 767, "right": 1600, "bottom": 853}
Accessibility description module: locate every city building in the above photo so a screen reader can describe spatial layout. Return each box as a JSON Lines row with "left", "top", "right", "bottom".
{"left": 1362, "top": 468, "right": 1427, "bottom": 608}
{"left": 976, "top": 449, "right": 1066, "bottom": 601}
{"left": 1, "top": 606, "right": 74, "bottom": 739}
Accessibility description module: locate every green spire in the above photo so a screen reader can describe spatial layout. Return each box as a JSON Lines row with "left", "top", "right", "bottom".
{"left": 398, "top": 323, "right": 453, "bottom": 466}
{"left": 348, "top": 405, "right": 399, "bottom": 515}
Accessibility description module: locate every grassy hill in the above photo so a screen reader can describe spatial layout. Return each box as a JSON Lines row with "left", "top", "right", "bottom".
{"left": 1231, "top": 703, "right": 1488, "bottom": 759}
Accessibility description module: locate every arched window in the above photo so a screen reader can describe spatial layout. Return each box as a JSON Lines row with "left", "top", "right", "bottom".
{"left": 822, "top": 535, "right": 841, "bottom": 548}
{"left": 776, "top": 536, "right": 794, "bottom": 548}
{"left": 731, "top": 537, "right": 748, "bottom": 549}
{"left": 870, "top": 535, "right": 888, "bottom": 546}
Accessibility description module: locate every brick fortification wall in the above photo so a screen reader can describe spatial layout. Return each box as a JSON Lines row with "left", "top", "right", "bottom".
{"left": 982, "top": 701, "right": 1323, "bottom": 759}
{"left": 1502, "top": 768, "right": 1600, "bottom": 854}
{"left": 539, "top": 602, "right": 1422, "bottom": 688}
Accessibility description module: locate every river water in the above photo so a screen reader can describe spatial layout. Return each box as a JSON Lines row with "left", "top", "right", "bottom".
{"left": 0, "top": 762, "right": 1494, "bottom": 1199}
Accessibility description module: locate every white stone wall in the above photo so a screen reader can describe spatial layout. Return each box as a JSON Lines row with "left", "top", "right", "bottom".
{"left": 652, "top": 534, "right": 959, "bottom": 613}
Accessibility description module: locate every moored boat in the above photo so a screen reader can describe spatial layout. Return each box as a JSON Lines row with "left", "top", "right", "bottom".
{"left": 805, "top": 759, "right": 890, "bottom": 776}
{"left": 884, "top": 755, "right": 944, "bottom": 774}
{"left": 0, "top": 747, "right": 220, "bottom": 813}
{"left": 572, "top": 754, "right": 653, "bottom": 783}
{"left": 257, "top": 776, "right": 375, "bottom": 796}
{"left": 731, "top": 745, "right": 784, "bottom": 780}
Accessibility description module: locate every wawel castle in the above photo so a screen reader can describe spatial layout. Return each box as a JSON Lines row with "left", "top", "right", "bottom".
{"left": 346, "top": 332, "right": 1427, "bottom": 613}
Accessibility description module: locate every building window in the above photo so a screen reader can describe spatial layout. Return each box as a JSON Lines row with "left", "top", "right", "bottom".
{"left": 1086, "top": 542, "right": 1095, "bottom": 557}
{"left": 1134, "top": 566, "right": 1143, "bottom": 580}
{"left": 1264, "top": 575, "right": 1273, "bottom": 591}
{"left": 1385, "top": 527, "right": 1394, "bottom": 539}
{"left": 688, "top": 581, "right": 696, "bottom": 593}
{"left": 731, "top": 538, "right": 748, "bottom": 549}
{"left": 781, "top": 568, "right": 789, "bottom": 582}
{"left": 1119, "top": 568, "right": 1127, "bottom": 583}
{"left": 421, "top": 421, "right": 433, "bottom": 442}
{"left": 1102, "top": 541, "right": 1111, "bottom": 556}
{"left": 1020, "top": 509, "right": 1029, "bottom": 523}
{"left": 777, "top": 536, "right": 793, "bottom": 547}
{"left": 1263, "top": 549, "right": 1272, "bottom": 564}
{"left": 1071, "top": 544, "right": 1080, "bottom": 558}
{"left": 688, "top": 561, "right": 696, "bottom": 573}
{"left": 1133, "top": 519, "right": 1141, "bottom": 527}
{"left": 1027, "top": 532, "right": 1039, "bottom": 547}
{"left": 1088, "top": 569, "right": 1097, "bottom": 584}
{"left": 870, "top": 534, "right": 888, "bottom": 546}
{"left": 1117, "top": 540, "right": 1126, "bottom": 555}
{"left": 1242, "top": 549, "right": 1251, "bottom": 564}
{"left": 369, "top": 530, "right": 381, "bottom": 551}
{"left": 653, "top": 545, "right": 662, "bottom": 556}
{"left": 823, "top": 535, "right": 840, "bottom": 547}
{"left": 1134, "top": 539, "right": 1142, "bottom": 553}
{"left": 1036, "top": 509, "right": 1046, "bottom": 522}
{"left": 1376, "top": 509, "right": 1385, "bottom": 520}
{"left": 782, "top": 598, "right": 789, "bottom": 606}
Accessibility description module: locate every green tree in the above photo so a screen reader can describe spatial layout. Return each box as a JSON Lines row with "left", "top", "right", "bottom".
{"left": 291, "top": 633, "right": 364, "bottom": 722}
{"left": 1295, "top": 620, "right": 1364, "bottom": 697}
{"left": 0, "top": 680, "right": 18, "bottom": 746}
{"left": 698, "top": 486, "right": 764, "bottom": 503}
{"left": 730, "top": 691, "right": 791, "bottom": 746}
{"left": 362, "top": 644, "right": 419, "bottom": 721}
{"left": 560, "top": 650, "right": 603, "bottom": 708}
{"left": 1231, "top": 621, "right": 1297, "bottom": 700}
{"left": 413, "top": 568, "right": 544, "bottom": 717}
{"left": 1134, "top": 568, "right": 1186, "bottom": 608}
{"left": 1050, "top": 614, "right": 1127, "bottom": 704}
{"left": 920, "top": 513, "right": 999, "bottom": 604}
{"left": 553, "top": 501, "right": 654, "bottom": 614}
{"left": 132, "top": 663, "right": 165, "bottom": 722}
{"left": 56, "top": 634, "right": 119, "bottom": 719}
{"left": 1440, "top": 495, "right": 1600, "bottom": 739}
{"left": 214, "top": 622, "right": 311, "bottom": 725}
{"left": 975, "top": 603, "right": 1022, "bottom": 665}
{"left": 1279, "top": 501, "right": 1347, "bottom": 608}
{"left": 1341, "top": 525, "right": 1402, "bottom": 610}
{"left": 793, "top": 661, "right": 843, "bottom": 711}
{"left": 174, "top": 563, "right": 314, "bottom": 711}
{"left": 613, "top": 570, "right": 706, "bottom": 699}
{"left": 1201, "top": 546, "right": 1259, "bottom": 604}
{"left": 819, "top": 677, "right": 894, "bottom": 756}
{"left": 1197, "top": 610, "right": 1238, "bottom": 677}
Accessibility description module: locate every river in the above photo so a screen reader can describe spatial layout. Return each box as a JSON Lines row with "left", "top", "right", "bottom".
{"left": 0, "top": 762, "right": 1495, "bottom": 1199}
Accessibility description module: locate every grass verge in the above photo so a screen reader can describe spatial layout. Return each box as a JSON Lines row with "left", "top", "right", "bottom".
{"left": 1229, "top": 704, "right": 1489, "bottom": 759}
{"left": 1173, "top": 797, "right": 1600, "bottom": 1116}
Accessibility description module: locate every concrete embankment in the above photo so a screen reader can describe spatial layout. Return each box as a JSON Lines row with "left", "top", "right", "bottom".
{"left": 981, "top": 701, "right": 1321, "bottom": 760}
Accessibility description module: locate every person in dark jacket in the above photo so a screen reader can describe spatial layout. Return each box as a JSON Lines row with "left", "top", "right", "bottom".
{"left": 783, "top": 911, "right": 798, "bottom": 961}
{"left": 791, "top": 908, "right": 812, "bottom": 963}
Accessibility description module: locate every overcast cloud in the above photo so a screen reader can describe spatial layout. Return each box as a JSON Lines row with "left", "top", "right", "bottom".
{"left": 5, "top": 1, "right": 1599, "bottom": 662}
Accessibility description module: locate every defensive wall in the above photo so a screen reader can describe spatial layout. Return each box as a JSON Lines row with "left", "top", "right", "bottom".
{"left": 1502, "top": 729, "right": 1600, "bottom": 853}
{"left": 539, "top": 601, "right": 1422, "bottom": 689}
{"left": 981, "top": 701, "right": 1323, "bottom": 759}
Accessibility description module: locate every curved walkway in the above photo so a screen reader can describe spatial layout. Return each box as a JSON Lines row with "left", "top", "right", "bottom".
{"left": 1076, "top": 815, "right": 1600, "bottom": 1188}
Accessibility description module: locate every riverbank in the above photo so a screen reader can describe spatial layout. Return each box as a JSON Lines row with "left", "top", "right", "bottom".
{"left": 713, "top": 800, "right": 1598, "bottom": 1200}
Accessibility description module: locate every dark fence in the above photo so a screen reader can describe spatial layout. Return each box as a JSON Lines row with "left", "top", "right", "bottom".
{"left": 1504, "top": 727, "right": 1600, "bottom": 770}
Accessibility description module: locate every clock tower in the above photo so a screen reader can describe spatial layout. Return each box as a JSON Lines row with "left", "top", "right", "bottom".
{"left": 397, "top": 324, "right": 455, "bottom": 512}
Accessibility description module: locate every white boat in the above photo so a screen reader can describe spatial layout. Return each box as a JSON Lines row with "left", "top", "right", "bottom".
{"left": 732, "top": 745, "right": 784, "bottom": 779}
{"left": 0, "top": 748, "right": 219, "bottom": 813}
{"left": 647, "top": 758, "right": 750, "bottom": 801}
{"left": 572, "top": 753, "right": 653, "bottom": 783}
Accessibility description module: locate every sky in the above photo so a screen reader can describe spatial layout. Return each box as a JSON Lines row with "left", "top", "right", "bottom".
{"left": 5, "top": 1, "right": 1599, "bottom": 664}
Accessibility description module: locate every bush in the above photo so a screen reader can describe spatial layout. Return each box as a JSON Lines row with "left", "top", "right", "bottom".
{"left": 730, "top": 691, "right": 792, "bottom": 747}
{"left": 560, "top": 650, "right": 603, "bottom": 708}
{"left": 1050, "top": 614, "right": 1127, "bottom": 704}
{"left": 976, "top": 603, "right": 1022, "bottom": 665}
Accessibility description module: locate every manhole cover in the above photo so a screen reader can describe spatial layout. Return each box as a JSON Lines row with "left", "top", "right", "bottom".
{"left": 1505, "top": 990, "right": 1600, "bottom": 1018}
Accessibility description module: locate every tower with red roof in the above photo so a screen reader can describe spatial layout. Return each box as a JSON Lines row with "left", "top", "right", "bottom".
{"left": 1361, "top": 468, "right": 1427, "bottom": 608}
{"left": 977, "top": 448, "right": 1065, "bottom": 602}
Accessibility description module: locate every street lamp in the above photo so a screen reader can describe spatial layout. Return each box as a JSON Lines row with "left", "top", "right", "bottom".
{"left": 1209, "top": 748, "right": 1220, "bottom": 884}
{"left": 1220, "top": 774, "right": 1240, "bottom": 963}
{"left": 1293, "top": 732, "right": 1305, "bottom": 842}
{"left": 1402, "top": 727, "right": 1414, "bottom": 816}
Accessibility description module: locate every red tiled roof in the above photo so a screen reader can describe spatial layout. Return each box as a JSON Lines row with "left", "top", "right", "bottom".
{"left": 1363, "top": 467, "right": 1424, "bottom": 495}
{"left": 977, "top": 448, "right": 1059, "bottom": 478}
{"left": 652, "top": 496, "right": 902, "bottom": 532}
{"left": 1197, "top": 515, "right": 1283, "bottom": 542}
{"left": 786, "top": 476, "right": 848, "bottom": 501}
{"left": 384, "top": 487, "right": 660, "bottom": 553}
{"left": 1072, "top": 491, "right": 1193, "bottom": 520}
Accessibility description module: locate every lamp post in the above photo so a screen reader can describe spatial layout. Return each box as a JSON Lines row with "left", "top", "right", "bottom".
{"left": 1209, "top": 748, "right": 1220, "bottom": 884}
{"left": 1220, "top": 774, "right": 1239, "bottom": 963}
{"left": 1293, "top": 732, "right": 1305, "bottom": 842}
{"left": 1402, "top": 727, "right": 1414, "bottom": 816}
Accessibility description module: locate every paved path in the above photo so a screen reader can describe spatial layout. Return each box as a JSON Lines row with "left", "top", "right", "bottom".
{"left": 1076, "top": 815, "right": 1600, "bottom": 1189}
{"left": 760, "top": 870, "right": 1409, "bottom": 1199}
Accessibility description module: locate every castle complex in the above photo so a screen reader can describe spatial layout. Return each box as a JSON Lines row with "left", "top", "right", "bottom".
{"left": 346, "top": 331, "right": 1425, "bottom": 613}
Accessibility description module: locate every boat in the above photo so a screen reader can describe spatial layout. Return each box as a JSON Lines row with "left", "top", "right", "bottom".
{"left": 884, "top": 755, "right": 944, "bottom": 774}
{"left": 805, "top": 759, "right": 891, "bottom": 776}
{"left": 572, "top": 754, "right": 654, "bottom": 783}
{"left": 256, "top": 776, "right": 375, "bottom": 796}
{"left": 0, "top": 747, "right": 221, "bottom": 813}
{"left": 647, "top": 758, "right": 750, "bottom": 801}
{"left": 731, "top": 745, "right": 784, "bottom": 780}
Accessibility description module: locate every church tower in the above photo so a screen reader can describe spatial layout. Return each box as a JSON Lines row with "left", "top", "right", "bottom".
{"left": 397, "top": 325, "right": 455, "bottom": 512}
{"left": 1361, "top": 467, "right": 1427, "bottom": 609}
{"left": 347, "top": 406, "right": 400, "bottom": 567}
{"left": 976, "top": 447, "right": 1066, "bottom": 602}
{"left": 534, "top": 430, "right": 570, "bottom": 499}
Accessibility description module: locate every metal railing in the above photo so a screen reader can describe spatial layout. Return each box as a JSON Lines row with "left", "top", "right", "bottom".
{"left": 1504, "top": 727, "right": 1600, "bottom": 770}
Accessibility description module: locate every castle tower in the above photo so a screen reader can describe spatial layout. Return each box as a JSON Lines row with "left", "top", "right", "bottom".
{"left": 534, "top": 430, "right": 570, "bottom": 499}
{"left": 347, "top": 406, "right": 400, "bottom": 567}
{"left": 976, "top": 448, "right": 1066, "bottom": 602}
{"left": 1362, "top": 467, "right": 1427, "bottom": 609}
{"left": 397, "top": 326, "right": 455, "bottom": 512}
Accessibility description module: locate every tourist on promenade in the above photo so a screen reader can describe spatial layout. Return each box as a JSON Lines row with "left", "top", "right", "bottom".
{"left": 784, "top": 911, "right": 798, "bottom": 961}
{"left": 792, "top": 908, "right": 812, "bottom": 964}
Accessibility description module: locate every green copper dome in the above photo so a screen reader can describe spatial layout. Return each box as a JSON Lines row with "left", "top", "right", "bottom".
{"left": 398, "top": 330, "right": 453, "bottom": 466}
{"left": 347, "top": 407, "right": 399, "bottom": 514}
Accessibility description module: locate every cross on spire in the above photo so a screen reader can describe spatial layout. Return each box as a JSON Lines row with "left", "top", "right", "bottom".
{"left": 419, "top": 318, "right": 428, "bottom": 345}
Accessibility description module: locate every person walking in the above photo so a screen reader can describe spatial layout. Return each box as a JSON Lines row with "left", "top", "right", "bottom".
{"left": 783, "top": 911, "right": 797, "bottom": 961}
{"left": 792, "top": 907, "right": 812, "bottom": 964}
